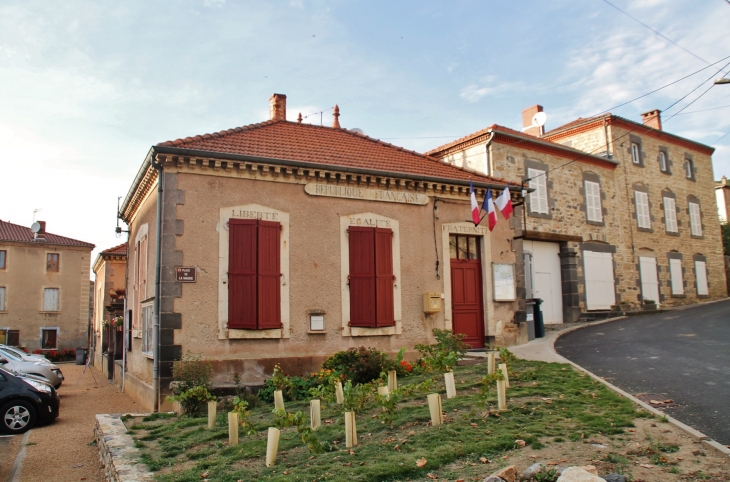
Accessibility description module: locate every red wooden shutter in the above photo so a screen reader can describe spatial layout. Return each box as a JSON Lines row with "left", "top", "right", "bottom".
{"left": 374, "top": 228, "right": 395, "bottom": 327}
{"left": 257, "top": 220, "right": 281, "bottom": 329}
{"left": 228, "top": 219, "right": 257, "bottom": 329}
{"left": 349, "top": 227, "right": 376, "bottom": 327}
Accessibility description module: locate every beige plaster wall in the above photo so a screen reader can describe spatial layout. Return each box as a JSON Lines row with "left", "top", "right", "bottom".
{"left": 158, "top": 172, "right": 519, "bottom": 385}
{"left": 0, "top": 243, "right": 91, "bottom": 351}
{"left": 92, "top": 256, "right": 127, "bottom": 363}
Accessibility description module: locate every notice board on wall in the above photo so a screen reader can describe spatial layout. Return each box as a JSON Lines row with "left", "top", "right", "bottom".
{"left": 492, "top": 263, "right": 516, "bottom": 301}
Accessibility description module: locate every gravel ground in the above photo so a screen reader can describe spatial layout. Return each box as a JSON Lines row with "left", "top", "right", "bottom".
{"left": 17, "top": 363, "right": 141, "bottom": 481}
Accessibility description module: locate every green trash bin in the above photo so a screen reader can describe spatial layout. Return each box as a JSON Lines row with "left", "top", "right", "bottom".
{"left": 532, "top": 299, "right": 545, "bottom": 338}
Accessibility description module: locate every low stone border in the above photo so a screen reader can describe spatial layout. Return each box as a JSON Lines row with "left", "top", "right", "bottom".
{"left": 95, "top": 413, "right": 154, "bottom": 482}
{"left": 551, "top": 320, "right": 730, "bottom": 459}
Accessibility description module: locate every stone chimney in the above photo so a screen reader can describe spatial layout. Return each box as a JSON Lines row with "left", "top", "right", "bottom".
{"left": 522, "top": 105, "right": 544, "bottom": 137}
{"left": 269, "top": 93, "right": 287, "bottom": 121}
{"left": 35, "top": 220, "right": 46, "bottom": 240}
{"left": 641, "top": 109, "right": 662, "bottom": 131}
{"left": 332, "top": 105, "right": 341, "bottom": 128}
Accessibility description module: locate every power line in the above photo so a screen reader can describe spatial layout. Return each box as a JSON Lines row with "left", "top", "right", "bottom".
{"left": 598, "top": 0, "right": 710, "bottom": 65}
{"left": 713, "top": 130, "right": 730, "bottom": 144}
{"left": 672, "top": 104, "right": 730, "bottom": 115}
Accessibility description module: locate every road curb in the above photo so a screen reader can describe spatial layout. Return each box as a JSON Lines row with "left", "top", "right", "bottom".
{"left": 550, "top": 319, "right": 730, "bottom": 459}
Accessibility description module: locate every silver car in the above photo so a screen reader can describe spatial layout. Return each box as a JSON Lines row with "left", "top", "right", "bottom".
{"left": 0, "top": 349, "right": 64, "bottom": 389}
{"left": 0, "top": 345, "right": 50, "bottom": 363}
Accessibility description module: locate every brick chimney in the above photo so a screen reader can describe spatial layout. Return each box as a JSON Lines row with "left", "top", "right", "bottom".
{"left": 522, "top": 105, "right": 545, "bottom": 137}
{"left": 641, "top": 109, "right": 662, "bottom": 131}
{"left": 269, "top": 93, "right": 287, "bottom": 121}
{"left": 332, "top": 105, "right": 341, "bottom": 128}
{"left": 35, "top": 220, "right": 46, "bottom": 240}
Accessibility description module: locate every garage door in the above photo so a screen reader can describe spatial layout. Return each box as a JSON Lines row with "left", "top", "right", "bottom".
{"left": 524, "top": 241, "right": 563, "bottom": 324}
{"left": 639, "top": 257, "right": 660, "bottom": 305}
{"left": 584, "top": 251, "right": 616, "bottom": 310}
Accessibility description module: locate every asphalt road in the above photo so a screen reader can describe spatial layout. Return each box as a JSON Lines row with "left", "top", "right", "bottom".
{"left": 555, "top": 299, "right": 730, "bottom": 446}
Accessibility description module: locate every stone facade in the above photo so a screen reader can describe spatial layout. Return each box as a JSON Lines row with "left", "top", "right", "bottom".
{"left": 545, "top": 115, "right": 727, "bottom": 306}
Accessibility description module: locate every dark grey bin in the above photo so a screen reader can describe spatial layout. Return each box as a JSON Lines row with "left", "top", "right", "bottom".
{"left": 76, "top": 347, "right": 87, "bottom": 365}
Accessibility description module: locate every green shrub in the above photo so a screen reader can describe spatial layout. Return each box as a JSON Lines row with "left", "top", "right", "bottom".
{"left": 415, "top": 329, "right": 469, "bottom": 372}
{"left": 171, "top": 352, "right": 212, "bottom": 395}
{"left": 322, "top": 347, "right": 391, "bottom": 385}
{"left": 170, "top": 386, "right": 216, "bottom": 415}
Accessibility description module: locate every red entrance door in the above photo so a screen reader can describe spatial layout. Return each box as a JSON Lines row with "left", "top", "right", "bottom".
{"left": 449, "top": 234, "right": 485, "bottom": 348}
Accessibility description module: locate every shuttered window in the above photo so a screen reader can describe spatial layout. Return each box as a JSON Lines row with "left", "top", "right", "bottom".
{"left": 689, "top": 202, "right": 702, "bottom": 236}
{"left": 0, "top": 287, "right": 5, "bottom": 311}
{"left": 528, "top": 168, "right": 549, "bottom": 214}
{"left": 584, "top": 180, "right": 602, "bottom": 222}
{"left": 695, "top": 261, "right": 708, "bottom": 296}
{"left": 43, "top": 288, "right": 59, "bottom": 311}
{"left": 42, "top": 328, "right": 58, "bottom": 350}
{"left": 349, "top": 227, "right": 394, "bottom": 328}
{"left": 7, "top": 330, "right": 19, "bottom": 347}
{"left": 46, "top": 253, "right": 60, "bottom": 272}
{"left": 228, "top": 219, "right": 281, "bottom": 330}
{"left": 634, "top": 191, "right": 651, "bottom": 229}
{"left": 669, "top": 259, "right": 684, "bottom": 295}
{"left": 663, "top": 197, "right": 678, "bottom": 233}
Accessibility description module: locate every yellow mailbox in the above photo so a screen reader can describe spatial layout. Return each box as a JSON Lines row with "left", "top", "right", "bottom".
{"left": 423, "top": 292, "right": 442, "bottom": 313}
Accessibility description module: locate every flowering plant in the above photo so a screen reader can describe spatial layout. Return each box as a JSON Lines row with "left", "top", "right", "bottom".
{"left": 113, "top": 316, "right": 124, "bottom": 327}
{"left": 399, "top": 360, "right": 413, "bottom": 373}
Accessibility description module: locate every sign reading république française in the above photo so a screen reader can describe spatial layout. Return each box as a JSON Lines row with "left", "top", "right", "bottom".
{"left": 175, "top": 267, "right": 197, "bottom": 283}
{"left": 304, "top": 183, "right": 429, "bottom": 205}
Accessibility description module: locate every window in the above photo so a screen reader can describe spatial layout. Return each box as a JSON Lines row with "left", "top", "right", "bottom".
{"left": 43, "top": 288, "right": 59, "bottom": 311}
{"left": 689, "top": 202, "right": 702, "bottom": 236}
{"left": 659, "top": 151, "right": 668, "bottom": 172}
{"left": 228, "top": 219, "right": 281, "bottom": 330}
{"left": 695, "top": 261, "right": 708, "bottom": 296}
{"left": 527, "top": 168, "right": 549, "bottom": 214}
{"left": 663, "top": 197, "right": 678, "bottom": 233}
{"left": 46, "top": 253, "right": 60, "bottom": 272}
{"left": 141, "top": 304, "right": 153, "bottom": 355}
{"left": 634, "top": 191, "right": 651, "bottom": 229}
{"left": 134, "top": 234, "right": 148, "bottom": 333}
{"left": 631, "top": 142, "right": 641, "bottom": 164}
{"left": 0, "top": 287, "right": 5, "bottom": 311}
{"left": 348, "top": 226, "right": 395, "bottom": 328}
{"left": 449, "top": 234, "right": 479, "bottom": 260}
{"left": 41, "top": 328, "right": 58, "bottom": 349}
{"left": 669, "top": 258, "right": 684, "bottom": 295}
{"left": 684, "top": 159, "right": 693, "bottom": 179}
{"left": 6, "top": 330, "right": 19, "bottom": 346}
{"left": 0, "top": 250, "right": 5, "bottom": 269}
{"left": 584, "top": 180, "right": 603, "bottom": 222}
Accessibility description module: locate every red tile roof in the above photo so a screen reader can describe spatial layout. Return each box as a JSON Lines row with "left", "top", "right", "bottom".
{"left": 0, "top": 220, "right": 95, "bottom": 249}
{"left": 101, "top": 243, "right": 127, "bottom": 255}
{"left": 157, "top": 120, "right": 511, "bottom": 186}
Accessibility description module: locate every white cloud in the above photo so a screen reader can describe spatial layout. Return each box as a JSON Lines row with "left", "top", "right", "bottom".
{"left": 203, "top": 0, "right": 225, "bottom": 7}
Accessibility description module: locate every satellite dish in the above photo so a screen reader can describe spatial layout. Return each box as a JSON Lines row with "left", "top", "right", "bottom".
{"left": 350, "top": 127, "right": 365, "bottom": 135}
{"left": 532, "top": 111, "right": 548, "bottom": 128}
{"left": 31, "top": 222, "right": 41, "bottom": 233}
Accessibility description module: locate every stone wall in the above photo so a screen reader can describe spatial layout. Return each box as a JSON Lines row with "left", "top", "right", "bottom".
{"left": 95, "top": 413, "right": 153, "bottom": 481}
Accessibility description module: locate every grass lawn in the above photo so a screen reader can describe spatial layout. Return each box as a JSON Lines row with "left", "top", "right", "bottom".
{"left": 126, "top": 358, "right": 646, "bottom": 481}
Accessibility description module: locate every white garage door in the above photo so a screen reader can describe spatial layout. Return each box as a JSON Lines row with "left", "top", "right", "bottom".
{"left": 639, "top": 257, "right": 660, "bottom": 305}
{"left": 584, "top": 251, "right": 616, "bottom": 310}
{"left": 524, "top": 241, "right": 563, "bottom": 324}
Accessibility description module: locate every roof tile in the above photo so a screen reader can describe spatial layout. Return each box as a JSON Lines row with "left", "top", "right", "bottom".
{"left": 0, "top": 220, "right": 95, "bottom": 248}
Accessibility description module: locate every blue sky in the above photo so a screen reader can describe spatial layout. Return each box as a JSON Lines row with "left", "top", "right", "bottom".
{"left": 1, "top": 0, "right": 729, "bottom": 263}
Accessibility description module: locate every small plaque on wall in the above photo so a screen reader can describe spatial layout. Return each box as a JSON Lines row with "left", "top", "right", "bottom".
{"left": 492, "top": 263, "right": 516, "bottom": 301}
{"left": 176, "top": 267, "right": 197, "bottom": 282}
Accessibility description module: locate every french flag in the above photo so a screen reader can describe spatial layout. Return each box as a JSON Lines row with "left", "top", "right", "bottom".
{"left": 495, "top": 186, "right": 513, "bottom": 220}
{"left": 469, "top": 180, "right": 480, "bottom": 225}
{"left": 483, "top": 188, "right": 497, "bottom": 231}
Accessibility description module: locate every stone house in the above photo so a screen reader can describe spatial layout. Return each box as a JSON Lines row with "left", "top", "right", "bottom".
{"left": 717, "top": 176, "right": 730, "bottom": 224}
{"left": 429, "top": 106, "right": 727, "bottom": 322}
{"left": 117, "top": 94, "right": 525, "bottom": 411}
{"left": 92, "top": 243, "right": 127, "bottom": 382}
{"left": 543, "top": 109, "right": 727, "bottom": 306}
{"left": 0, "top": 220, "right": 94, "bottom": 351}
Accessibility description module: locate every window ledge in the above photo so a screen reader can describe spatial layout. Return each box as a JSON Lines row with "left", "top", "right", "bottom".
{"left": 39, "top": 311, "right": 61, "bottom": 314}
{"left": 142, "top": 351, "right": 154, "bottom": 359}
{"left": 348, "top": 324, "right": 399, "bottom": 337}
{"left": 307, "top": 330, "right": 327, "bottom": 335}
{"left": 228, "top": 328, "right": 282, "bottom": 339}
{"left": 671, "top": 294, "right": 687, "bottom": 298}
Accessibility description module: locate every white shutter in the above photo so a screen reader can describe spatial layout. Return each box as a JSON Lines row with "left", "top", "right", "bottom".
{"left": 528, "top": 168, "right": 549, "bottom": 214}
{"left": 634, "top": 191, "right": 651, "bottom": 229}
{"left": 585, "top": 181, "right": 602, "bottom": 222}
{"left": 669, "top": 259, "right": 684, "bottom": 295}
{"left": 689, "top": 203, "right": 702, "bottom": 236}
{"left": 663, "top": 197, "right": 677, "bottom": 233}
{"left": 639, "top": 257, "right": 660, "bottom": 304}
{"left": 0, "top": 287, "right": 5, "bottom": 311}
{"left": 583, "top": 251, "right": 616, "bottom": 310}
{"left": 695, "top": 261, "right": 708, "bottom": 295}
{"left": 43, "top": 288, "right": 59, "bottom": 311}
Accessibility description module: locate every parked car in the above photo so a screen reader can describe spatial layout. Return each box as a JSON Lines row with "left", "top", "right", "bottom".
{"left": 0, "top": 366, "right": 60, "bottom": 434}
{"left": 0, "top": 345, "right": 50, "bottom": 363}
{"left": 0, "top": 349, "right": 64, "bottom": 389}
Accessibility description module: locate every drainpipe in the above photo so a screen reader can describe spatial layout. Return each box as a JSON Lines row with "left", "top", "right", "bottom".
{"left": 120, "top": 230, "right": 130, "bottom": 393}
{"left": 485, "top": 131, "right": 495, "bottom": 175}
{"left": 150, "top": 152, "right": 163, "bottom": 412}
{"left": 603, "top": 118, "right": 612, "bottom": 159}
